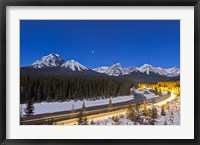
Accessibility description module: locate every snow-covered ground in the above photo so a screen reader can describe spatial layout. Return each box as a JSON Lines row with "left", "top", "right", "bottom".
{"left": 88, "top": 95, "right": 180, "bottom": 125}
{"left": 156, "top": 105, "right": 180, "bottom": 125}
{"left": 93, "top": 117, "right": 135, "bottom": 125}
{"left": 21, "top": 95, "right": 134, "bottom": 115}
{"left": 21, "top": 88, "right": 162, "bottom": 116}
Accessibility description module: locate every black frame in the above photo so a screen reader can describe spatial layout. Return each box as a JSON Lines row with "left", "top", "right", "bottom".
{"left": 0, "top": 0, "right": 199, "bottom": 145}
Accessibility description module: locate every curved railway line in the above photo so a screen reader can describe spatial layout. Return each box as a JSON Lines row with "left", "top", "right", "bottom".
{"left": 21, "top": 92, "right": 172, "bottom": 125}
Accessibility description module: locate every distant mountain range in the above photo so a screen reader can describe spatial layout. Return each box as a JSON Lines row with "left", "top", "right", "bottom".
{"left": 93, "top": 63, "right": 179, "bottom": 77}
{"left": 21, "top": 53, "right": 180, "bottom": 83}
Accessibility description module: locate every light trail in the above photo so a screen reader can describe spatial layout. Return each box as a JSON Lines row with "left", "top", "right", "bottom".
{"left": 154, "top": 93, "right": 176, "bottom": 106}
{"left": 56, "top": 109, "right": 127, "bottom": 125}
{"left": 57, "top": 92, "right": 177, "bottom": 125}
{"left": 21, "top": 112, "right": 78, "bottom": 123}
{"left": 21, "top": 90, "right": 177, "bottom": 125}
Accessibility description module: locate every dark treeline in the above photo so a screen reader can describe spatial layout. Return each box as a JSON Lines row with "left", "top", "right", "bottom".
{"left": 20, "top": 75, "right": 131, "bottom": 103}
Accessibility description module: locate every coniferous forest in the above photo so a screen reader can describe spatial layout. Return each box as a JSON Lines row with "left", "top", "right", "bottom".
{"left": 19, "top": 20, "right": 181, "bottom": 126}
{"left": 20, "top": 75, "right": 131, "bottom": 104}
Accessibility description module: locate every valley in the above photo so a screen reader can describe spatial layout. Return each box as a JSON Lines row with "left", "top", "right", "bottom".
{"left": 20, "top": 53, "right": 180, "bottom": 125}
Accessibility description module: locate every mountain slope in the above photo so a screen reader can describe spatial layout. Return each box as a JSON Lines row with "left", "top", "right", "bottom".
{"left": 32, "top": 54, "right": 65, "bottom": 68}
{"left": 21, "top": 66, "right": 109, "bottom": 78}
{"left": 121, "top": 71, "right": 172, "bottom": 83}
{"left": 23, "top": 54, "right": 107, "bottom": 78}
{"left": 61, "top": 60, "right": 88, "bottom": 71}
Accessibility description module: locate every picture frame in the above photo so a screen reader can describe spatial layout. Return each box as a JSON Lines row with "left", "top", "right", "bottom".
{"left": 0, "top": 0, "right": 199, "bottom": 144}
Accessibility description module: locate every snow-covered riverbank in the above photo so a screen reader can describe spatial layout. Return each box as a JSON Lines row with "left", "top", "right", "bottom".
{"left": 21, "top": 95, "right": 135, "bottom": 115}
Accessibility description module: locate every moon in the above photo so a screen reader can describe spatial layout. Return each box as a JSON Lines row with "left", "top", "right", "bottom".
{"left": 92, "top": 51, "right": 95, "bottom": 54}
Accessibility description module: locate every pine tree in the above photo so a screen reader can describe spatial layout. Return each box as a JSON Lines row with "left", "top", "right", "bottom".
{"left": 76, "top": 111, "right": 88, "bottom": 125}
{"left": 126, "top": 104, "right": 135, "bottom": 122}
{"left": 134, "top": 103, "right": 142, "bottom": 124}
{"left": 161, "top": 105, "right": 166, "bottom": 116}
{"left": 24, "top": 99, "right": 34, "bottom": 117}
{"left": 82, "top": 101, "right": 86, "bottom": 112}
{"left": 144, "top": 108, "right": 152, "bottom": 125}
{"left": 112, "top": 116, "right": 120, "bottom": 125}
{"left": 155, "top": 87, "right": 158, "bottom": 95}
{"left": 90, "top": 120, "right": 95, "bottom": 125}
{"left": 108, "top": 98, "right": 112, "bottom": 111}
{"left": 164, "top": 117, "right": 168, "bottom": 125}
{"left": 158, "top": 89, "right": 162, "bottom": 96}
{"left": 169, "top": 111, "right": 174, "bottom": 125}
{"left": 20, "top": 75, "right": 132, "bottom": 103}
{"left": 150, "top": 105, "right": 158, "bottom": 125}
{"left": 142, "top": 99, "right": 148, "bottom": 116}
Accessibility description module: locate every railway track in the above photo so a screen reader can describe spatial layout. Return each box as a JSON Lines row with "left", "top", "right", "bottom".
{"left": 20, "top": 92, "right": 171, "bottom": 125}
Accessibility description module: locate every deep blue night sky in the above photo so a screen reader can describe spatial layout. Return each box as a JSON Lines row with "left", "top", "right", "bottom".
{"left": 20, "top": 20, "right": 180, "bottom": 68}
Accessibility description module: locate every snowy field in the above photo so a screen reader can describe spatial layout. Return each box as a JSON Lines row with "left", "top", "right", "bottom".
{"left": 21, "top": 95, "right": 135, "bottom": 115}
{"left": 87, "top": 95, "right": 180, "bottom": 125}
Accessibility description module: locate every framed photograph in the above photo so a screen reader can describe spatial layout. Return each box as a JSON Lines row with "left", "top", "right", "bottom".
{"left": 0, "top": 0, "right": 199, "bottom": 144}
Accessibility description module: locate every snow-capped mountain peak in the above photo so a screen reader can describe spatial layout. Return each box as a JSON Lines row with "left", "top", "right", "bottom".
{"left": 163, "top": 67, "right": 180, "bottom": 77}
{"left": 138, "top": 64, "right": 154, "bottom": 75}
{"left": 32, "top": 53, "right": 65, "bottom": 68}
{"left": 137, "top": 64, "right": 180, "bottom": 77}
{"left": 138, "top": 64, "right": 153, "bottom": 70}
{"left": 92, "top": 63, "right": 124, "bottom": 76}
{"left": 124, "top": 66, "right": 138, "bottom": 75}
{"left": 31, "top": 54, "right": 88, "bottom": 71}
{"left": 93, "top": 63, "right": 180, "bottom": 77}
{"left": 140, "top": 63, "right": 152, "bottom": 67}
{"left": 93, "top": 63, "right": 139, "bottom": 76}
{"left": 61, "top": 59, "right": 88, "bottom": 71}
{"left": 110, "top": 63, "right": 123, "bottom": 68}
{"left": 108, "top": 63, "right": 124, "bottom": 76}
{"left": 31, "top": 53, "right": 179, "bottom": 77}
{"left": 93, "top": 66, "right": 109, "bottom": 73}
{"left": 111, "top": 63, "right": 121, "bottom": 66}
